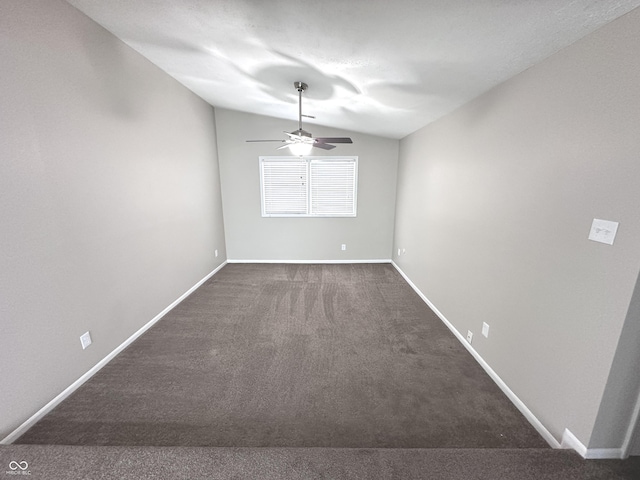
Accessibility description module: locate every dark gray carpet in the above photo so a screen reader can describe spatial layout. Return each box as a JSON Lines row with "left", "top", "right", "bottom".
{"left": 2, "top": 445, "right": 639, "bottom": 480}
{"left": 18, "top": 263, "right": 546, "bottom": 448}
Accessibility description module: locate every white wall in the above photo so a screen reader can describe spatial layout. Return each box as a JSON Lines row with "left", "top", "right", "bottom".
{"left": 215, "top": 108, "right": 398, "bottom": 262}
{"left": 0, "top": 0, "right": 226, "bottom": 440}
{"left": 392, "top": 7, "right": 640, "bottom": 448}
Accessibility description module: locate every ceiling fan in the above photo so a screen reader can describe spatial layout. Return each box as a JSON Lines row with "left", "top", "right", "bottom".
{"left": 246, "top": 81, "right": 353, "bottom": 155}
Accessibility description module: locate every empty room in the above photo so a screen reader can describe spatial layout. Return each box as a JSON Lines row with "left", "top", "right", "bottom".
{"left": 2, "top": 0, "right": 640, "bottom": 478}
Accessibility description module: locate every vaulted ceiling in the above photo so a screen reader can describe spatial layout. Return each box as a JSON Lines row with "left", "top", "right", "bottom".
{"left": 66, "top": 0, "right": 640, "bottom": 139}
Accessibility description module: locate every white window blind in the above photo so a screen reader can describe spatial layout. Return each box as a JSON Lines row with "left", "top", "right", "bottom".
{"left": 310, "top": 160, "right": 356, "bottom": 216}
{"left": 261, "top": 160, "right": 308, "bottom": 215}
{"left": 260, "top": 156, "right": 357, "bottom": 217}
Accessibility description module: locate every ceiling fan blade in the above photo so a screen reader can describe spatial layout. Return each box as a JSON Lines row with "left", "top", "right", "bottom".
{"left": 313, "top": 142, "right": 336, "bottom": 150}
{"left": 246, "top": 139, "right": 286, "bottom": 143}
{"left": 314, "top": 137, "right": 353, "bottom": 144}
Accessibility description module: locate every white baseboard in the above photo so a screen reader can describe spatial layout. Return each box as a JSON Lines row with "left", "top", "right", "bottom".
{"left": 391, "top": 261, "right": 562, "bottom": 450}
{"left": 227, "top": 259, "right": 392, "bottom": 264}
{"left": 560, "top": 428, "right": 626, "bottom": 459}
{"left": 561, "top": 429, "right": 588, "bottom": 457}
{"left": 586, "top": 448, "right": 625, "bottom": 459}
{"left": 0, "top": 261, "right": 227, "bottom": 445}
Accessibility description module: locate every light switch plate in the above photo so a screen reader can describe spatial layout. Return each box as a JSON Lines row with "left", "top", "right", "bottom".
{"left": 588, "top": 219, "right": 619, "bottom": 245}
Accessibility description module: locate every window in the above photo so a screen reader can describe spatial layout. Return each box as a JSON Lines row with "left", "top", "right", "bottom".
{"left": 260, "top": 156, "right": 358, "bottom": 217}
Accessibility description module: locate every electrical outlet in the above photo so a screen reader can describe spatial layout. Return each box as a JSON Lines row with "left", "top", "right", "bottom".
{"left": 215, "top": 249, "right": 218, "bottom": 258}
{"left": 80, "top": 332, "right": 92, "bottom": 350}
{"left": 482, "top": 322, "right": 490, "bottom": 338}
{"left": 398, "top": 248, "right": 401, "bottom": 256}
{"left": 341, "top": 244, "right": 347, "bottom": 251}
{"left": 466, "top": 330, "right": 473, "bottom": 344}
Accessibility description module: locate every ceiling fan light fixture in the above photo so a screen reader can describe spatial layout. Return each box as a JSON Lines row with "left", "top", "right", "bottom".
{"left": 288, "top": 142, "right": 313, "bottom": 156}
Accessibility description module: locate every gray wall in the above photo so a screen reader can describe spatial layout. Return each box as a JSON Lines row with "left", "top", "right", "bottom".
{"left": 0, "top": 0, "right": 226, "bottom": 440}
{"left": 215, "top": 108, "right": 398, "bottom": 262}
{"left": 392, "top": 7, "right": 640, "bottom": 448}
{"left": 631, "top": 411, "right": 640, "bottom": 456}
{"left": 589, "top": 270, "right": 640, "bottom": 451}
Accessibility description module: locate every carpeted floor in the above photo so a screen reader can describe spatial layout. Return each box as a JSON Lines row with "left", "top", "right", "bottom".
{"left": 18, "top": 263, "right": 546, "bottom": 448}
{"left": 2, "top": 445, "right": 640, "bottom": 480}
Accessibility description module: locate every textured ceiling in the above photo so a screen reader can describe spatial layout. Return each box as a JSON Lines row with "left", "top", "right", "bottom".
{"left": 66, "top": 0, "right": 640, "bottom": 139}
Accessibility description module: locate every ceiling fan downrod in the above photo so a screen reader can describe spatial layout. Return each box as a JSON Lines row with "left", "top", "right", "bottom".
{"left": 294, "top": 81, "right": 307, "bottom": 133}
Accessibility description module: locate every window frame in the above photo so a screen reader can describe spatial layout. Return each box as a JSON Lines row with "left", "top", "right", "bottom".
{"left": 259, "top": 156, "right": 358, "bottom": 218}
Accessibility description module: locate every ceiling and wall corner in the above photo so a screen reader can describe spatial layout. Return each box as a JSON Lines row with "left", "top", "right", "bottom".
{"left": 64, "top": 0, "right": 640, "bottom": 139}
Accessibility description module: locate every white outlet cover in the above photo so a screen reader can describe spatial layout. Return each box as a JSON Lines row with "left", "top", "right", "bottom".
{"left": 482, "top": 322, "right": 490, "bottom": 338}
{"left": 214, "top": 249, "right": 218, "bottom": 257}
{"left": 466, "top": 330, "right": 473, "bottom": 344}
{"left": 588, "top": 219, "right": 619, "bottom": 245}
{"left": 80, "top": 332, "right": 92, "bottom": 350}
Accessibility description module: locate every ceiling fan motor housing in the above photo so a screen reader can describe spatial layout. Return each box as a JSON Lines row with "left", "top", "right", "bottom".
{"left": 295, "top": 129, "right": 312, "bottom": 139}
